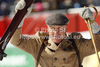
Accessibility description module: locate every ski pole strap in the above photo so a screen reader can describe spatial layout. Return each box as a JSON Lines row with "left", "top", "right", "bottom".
{"left": 69, "top": 39, "right": 83, "bottom": 67}
{"left": 89, "top": 6, "right": 98, "bottom": 19}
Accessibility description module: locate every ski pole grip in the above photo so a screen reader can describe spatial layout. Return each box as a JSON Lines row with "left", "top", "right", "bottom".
{"left": 84, "top": 6, "right": 98, "bottom": 20}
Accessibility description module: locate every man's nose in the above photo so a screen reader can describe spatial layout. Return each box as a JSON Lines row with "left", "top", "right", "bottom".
{"left": 54, "top": 29, "right": 59, "bottom": 34}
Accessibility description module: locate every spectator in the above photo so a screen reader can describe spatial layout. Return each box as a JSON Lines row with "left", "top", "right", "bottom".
{"left": 34, "top": 2, "right": 43, "bottom": 12}
{"left": 34, "top": 0, "right": 42, "bottom": 3}
{"left": 92, "top": 0, "right": 100, "bottom": 6}
{"left": 87, "top": 0, "right": 94, "bottom": 6}
{"left": 79, "top": 0, "right": 88, "bottom": 7}
{"left": 64, "top": 0, "right": 73, "bottom": 9}
{"left": 0, "top": 2, "right": 10, "bottom": 16}
{"left": 42, "top": 0, "right": 58, "bottom": 10}
{"left": 73, "top": 0, "right": 81, "bottom": 8}
{"left": 57, "top": 0, "right": 66, "bottom": 9}
{"left": 0, "top": 0, "right": 3, "bottom": 4}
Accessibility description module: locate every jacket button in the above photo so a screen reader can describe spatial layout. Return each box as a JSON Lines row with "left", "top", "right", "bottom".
{"left": 63, "top": 58, "right": 66, "bottom": 61}
{"left": 54, "top": 66, "right": 56, "bottom": 67}
{"left": 67, "top": 41, "right": 69, "bottom": 43}
{"left": 60, "top": 45, "right": 63, "bottom": 47}
{"left": 54, "top": 57, "right": 57, "bottom": 60}
{"left": 62, "top": 66, "right": 65, "bottom": 67}
{"left": 46, "top": 42, "right": 48, "bottom": 44}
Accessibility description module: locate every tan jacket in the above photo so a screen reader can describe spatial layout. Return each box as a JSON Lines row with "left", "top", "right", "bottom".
{"left": 10, "top": 28, "right": 100, "bottom": 67}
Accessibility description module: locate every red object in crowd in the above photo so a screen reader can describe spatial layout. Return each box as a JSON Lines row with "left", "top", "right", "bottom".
{"left": 34, "top": 2, "right": 43, "bottom": 12}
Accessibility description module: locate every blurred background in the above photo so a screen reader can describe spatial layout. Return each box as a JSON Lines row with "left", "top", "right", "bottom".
{"left": 0, "top": 0, "right": 100, "bottom": 67}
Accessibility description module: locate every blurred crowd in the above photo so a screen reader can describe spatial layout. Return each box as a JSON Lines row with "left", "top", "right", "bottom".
{"left": 0, "top": 0, "right": 100, "bottom": 16}
{"left": 0, "top": 0, "right": 15, "bottom": 16}
{"left": 41, "top": 0, "right": 100, "bottom": 10}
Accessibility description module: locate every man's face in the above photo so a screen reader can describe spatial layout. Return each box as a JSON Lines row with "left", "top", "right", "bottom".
{"left": 48, "top": 25, "right": 67, "bottom": 43}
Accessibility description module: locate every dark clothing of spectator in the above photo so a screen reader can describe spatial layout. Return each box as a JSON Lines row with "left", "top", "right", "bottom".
{"left": 92, "top": 0, "right": 100, "bottom": 6}
{"left": 0, "top": 7, "right": 10, "bottom": 16}
{"left": 79, "top": 0, "right": 88, "bottom": 7}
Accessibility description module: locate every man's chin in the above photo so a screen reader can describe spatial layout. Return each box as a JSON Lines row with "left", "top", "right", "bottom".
{"left": 52, "top": 39, "right": 61, "bottom": 43}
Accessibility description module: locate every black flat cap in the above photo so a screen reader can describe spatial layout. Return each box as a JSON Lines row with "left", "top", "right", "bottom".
{"left": 45, "top": 13, "right": 69, "bottom": 25}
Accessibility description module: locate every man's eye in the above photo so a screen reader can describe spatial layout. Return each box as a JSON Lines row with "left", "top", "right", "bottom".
{"left": 59, "top": 27, "right": 62, "bottom": 30}
{"left": 51, "top": 27, "right": 55, "bottom": 29}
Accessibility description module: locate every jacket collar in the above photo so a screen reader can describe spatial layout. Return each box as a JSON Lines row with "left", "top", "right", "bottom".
{"left": 44, "top": 37, "right": 72, "bottom": 50}
{"left": 59, "top": 38, "right": 72, "bottom": 49}
{"left": 44, "top": 36, "right": 73, "bottom": 55}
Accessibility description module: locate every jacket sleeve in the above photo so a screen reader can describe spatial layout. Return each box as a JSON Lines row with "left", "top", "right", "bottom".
{"left": 10, "top": 28, "right": 48, "bottom": 57}
{"left": 78, "top": 34, "right": 100, "bottom": 58}
{"left": 79, "top": 22, "right": 100, "bottom": 59}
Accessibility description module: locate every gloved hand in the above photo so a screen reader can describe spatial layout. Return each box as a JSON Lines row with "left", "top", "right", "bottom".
{"left": 79, "top": 7, "right": 95, "bottom": 24}
{"left": 15, "top": 0, "right": 33, "bottom": 28}
{"left": 80, "top": 7, "right": 100, "bottom": 34}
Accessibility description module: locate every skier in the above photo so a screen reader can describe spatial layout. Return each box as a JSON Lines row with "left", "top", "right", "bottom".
{"left": 10, "top": 0, "right": 100, "bottom": 67}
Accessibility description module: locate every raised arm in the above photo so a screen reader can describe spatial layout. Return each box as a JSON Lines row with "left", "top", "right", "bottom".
{"left": 79, "top": 7, "right": 100, "bottom": 58}
{"left": 10, "top": 0, "right": 46, "bottom": 56}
